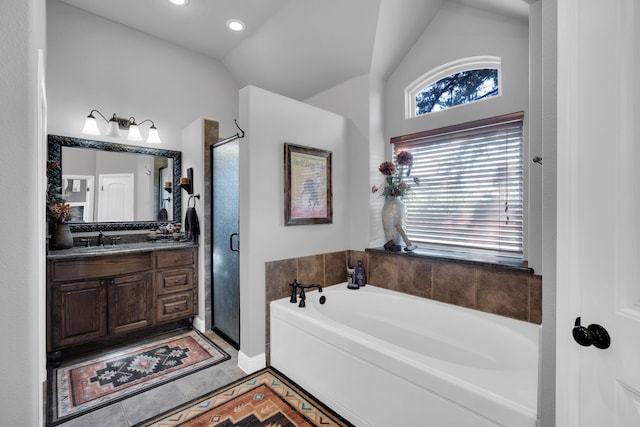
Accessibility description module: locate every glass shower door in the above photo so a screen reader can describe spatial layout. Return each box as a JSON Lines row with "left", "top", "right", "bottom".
{"left": 211, "top": 139, "right": 240, "bottom": 347}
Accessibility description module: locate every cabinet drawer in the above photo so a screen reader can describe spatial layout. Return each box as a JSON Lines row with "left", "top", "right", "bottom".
{"left": 156, "top": 292, "right": 195, "bottom": 323}
{"left": 156, "top": 268, "right": 195, "bottom": 295}
{"left": 50, "top": 253, "right": 152, "bottom": 282}
{"left": 155, "top": 250, "right": 195, "bottom": 269}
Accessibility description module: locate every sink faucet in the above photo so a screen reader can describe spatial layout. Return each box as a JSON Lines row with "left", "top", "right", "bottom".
{"left": 97, "top": 231, "right": 105, "bottom": 246}
{"left": 289, "top": 280, "right": 322, "bottom": 308}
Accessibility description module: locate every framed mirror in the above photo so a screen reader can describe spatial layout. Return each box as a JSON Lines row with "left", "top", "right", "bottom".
{"left": 48, "top": 134, "right": 182, "bottom": 232}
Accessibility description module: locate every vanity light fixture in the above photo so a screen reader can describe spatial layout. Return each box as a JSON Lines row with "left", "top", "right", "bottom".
{"left": 168, "top": 0, "right": 189, "bottom": 6}
{"left": 82, "top": 109, "right": 162, "bottom": 143}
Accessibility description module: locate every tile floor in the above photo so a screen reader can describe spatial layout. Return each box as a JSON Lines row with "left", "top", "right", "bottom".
{"left": 52, "top": 330, "right": 247, "bottom": 427}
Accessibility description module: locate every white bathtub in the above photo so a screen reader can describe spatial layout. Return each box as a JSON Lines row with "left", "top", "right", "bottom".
{"left": 270, "top": 284, "right": 539, "bottom": 427}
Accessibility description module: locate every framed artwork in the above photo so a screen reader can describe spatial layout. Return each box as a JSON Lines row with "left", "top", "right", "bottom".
{"left": 284, "top": 143, "right": 332, "bottom": 225}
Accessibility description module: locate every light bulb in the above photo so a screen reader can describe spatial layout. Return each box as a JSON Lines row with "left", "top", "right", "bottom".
{"left": 82, "top": 114, "right": 100, "bottom": 135}
{"left": 105, "top": 117, "right": 121, "bottom": 137}
{"left": 127, "top": 124, "right": 142, "bottom": 141}
{"left": 147, "top": 126, "right": 162, "bottom": 144}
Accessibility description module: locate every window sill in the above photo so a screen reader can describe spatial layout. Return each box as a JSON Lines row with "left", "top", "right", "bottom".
{"left": 365, "top": 246, "right": 533, "bottom": 274}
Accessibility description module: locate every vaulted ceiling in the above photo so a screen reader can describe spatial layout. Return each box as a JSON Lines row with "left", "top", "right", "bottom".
{"left": 56, "top": 0, "right": 529, "bottom": 100}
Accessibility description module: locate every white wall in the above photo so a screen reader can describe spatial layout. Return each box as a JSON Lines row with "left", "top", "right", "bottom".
{"left": 383, "top": 1, "right": 537, "bottom": 269}
{"left": 239, "top": 86, "right": 349, "bottom": 359}
{"left": 307, "top": 3, "right": 533, "bottom": 260}
{"left": 385, "top": 1, "right": 530, "bottom": 139}
{"left": 306, "top": 74, "right": 384, "bottom": 248}
{"left": 181, "top": 117, "right": 208, "bottom": 330}
{"left": 46, "top": 0, "right": 240, "bottom": 151}
{"left": 0, "top": 0, "right": 46, "bottom": 425}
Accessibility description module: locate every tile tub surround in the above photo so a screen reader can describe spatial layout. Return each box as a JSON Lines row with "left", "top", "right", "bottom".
{"left": 265, "top": 250, "right": 542, "bottom": 362}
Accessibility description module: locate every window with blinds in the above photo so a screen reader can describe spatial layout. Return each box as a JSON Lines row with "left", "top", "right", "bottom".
{"left": 392, "top": 112, "right": 524, "bottom": 258}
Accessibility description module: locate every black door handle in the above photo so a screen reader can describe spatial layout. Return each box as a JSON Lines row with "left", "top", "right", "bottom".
{"left": 572, "top": 317, "right": 611, "bottom": 349}
{"left": 229, "top": 232, "right": 239, "bottom": 252}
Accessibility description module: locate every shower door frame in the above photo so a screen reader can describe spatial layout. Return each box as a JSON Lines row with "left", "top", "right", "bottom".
{"left": 210, "top": 138, "right": 241, "bottom": 349}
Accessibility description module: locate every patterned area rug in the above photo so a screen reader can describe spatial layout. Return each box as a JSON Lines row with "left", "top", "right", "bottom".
{"left": 48, "top": 330, "right": 230, "bottom": 426}
{"left": 135, "top": 367, "right": 354, "bottom": 427}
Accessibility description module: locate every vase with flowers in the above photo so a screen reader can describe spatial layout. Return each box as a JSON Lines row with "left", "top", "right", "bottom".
{"left": 372, "top": 150, "right": 420, "bottom": 246}
{"left": 47, "top": 161, "right": 74, "bottom": 250}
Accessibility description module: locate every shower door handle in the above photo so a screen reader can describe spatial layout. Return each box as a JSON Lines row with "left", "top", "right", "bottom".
{"left": 229, "top": 232, "right": 239, "bottom": 252}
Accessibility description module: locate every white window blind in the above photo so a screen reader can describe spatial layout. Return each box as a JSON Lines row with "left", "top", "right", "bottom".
{"left": 393, "top": 113, "right": 524, "bottom": 258}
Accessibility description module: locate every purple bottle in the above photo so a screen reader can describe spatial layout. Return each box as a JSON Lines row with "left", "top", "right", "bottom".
{"left": 354, "top": 260, "right": 366, "bottom": 287}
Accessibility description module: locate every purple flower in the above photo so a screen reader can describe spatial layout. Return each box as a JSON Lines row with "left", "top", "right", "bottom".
{"left": 396, "top": 151, "right": 413, "bottom": 167}
{"left": 378, "top": 161, "right": 395, "bottom": 176}
{"left": 375, "top": 151, "right": 421, "bottom": 200}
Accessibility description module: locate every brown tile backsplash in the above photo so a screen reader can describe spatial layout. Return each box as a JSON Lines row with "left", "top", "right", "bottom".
{"left": 264, "top": 249, "right": 542, "bottom": 361}
{"left": 529, "top": 274, "right": 543, "bottom": 324}
{"left": 368, "top": 252, "right": 399, "bottom": 290}
{"left": 432, "top": 262, "right": 477, "bottom": 309}
{"left": 297, "top": 254, "right": 325, "bottom": 285}
{"left": 324, "top": 251, "right": 349, "bottom": 285}
{"left": 476, "top": 269, "right": 529, "bottom": 320}
{"left": 396, "top": 256, "right": 433, "bottom": 299}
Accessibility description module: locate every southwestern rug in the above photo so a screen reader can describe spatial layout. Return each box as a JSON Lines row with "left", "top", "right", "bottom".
{"left": 47, "top": 330, "right": 230, "bottom": 426}
{"left": 135, "top": 367, "right": 354, "bottom": 427}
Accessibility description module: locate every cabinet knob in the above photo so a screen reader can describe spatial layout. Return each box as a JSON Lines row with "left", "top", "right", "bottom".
{"left": 174, "top": 279, "right": 180, "bottom": 284}
{"left": 174, "top": 257, "right": 179, "bottom": 263}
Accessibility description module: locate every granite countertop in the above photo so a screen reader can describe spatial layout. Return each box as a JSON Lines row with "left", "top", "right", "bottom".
{"left": 47, "top": 239, "right": 198, "bottom": 260}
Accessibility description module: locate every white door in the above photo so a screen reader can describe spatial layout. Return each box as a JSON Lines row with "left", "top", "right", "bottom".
{"left": 98, "top": 173, "right": 134, "bottom": 221}
{"left": 556, "top": 1, "right": 640, "bottom": 425}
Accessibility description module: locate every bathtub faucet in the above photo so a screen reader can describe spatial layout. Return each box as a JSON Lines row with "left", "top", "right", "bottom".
{"left": 288, "top": 280, "right": 322, "bottom": 308}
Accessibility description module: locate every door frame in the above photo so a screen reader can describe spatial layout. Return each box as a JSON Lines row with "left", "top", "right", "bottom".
{"left": 555, "top": 0, "right": 584, "bottom": 424}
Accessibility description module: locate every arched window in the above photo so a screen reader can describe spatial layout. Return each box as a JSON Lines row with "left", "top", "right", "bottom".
{"left": 405, "top": 56, "right": 501, "bottom": 119}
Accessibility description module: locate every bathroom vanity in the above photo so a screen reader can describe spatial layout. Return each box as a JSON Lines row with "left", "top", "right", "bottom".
{"left": 46, "top": 242, "right": 197, "bottom": 363}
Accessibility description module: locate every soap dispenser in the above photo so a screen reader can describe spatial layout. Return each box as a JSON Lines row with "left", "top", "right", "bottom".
{"left": 354, "top": 260, "right": 366, "bottom": 287}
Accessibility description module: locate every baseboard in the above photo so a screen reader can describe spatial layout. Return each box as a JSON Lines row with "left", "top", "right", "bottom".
{"left": 192, "top": 316, "right": 206, "bottom": 332}
{"left": 238, "top": 350, "right": 266, "bottom": 374}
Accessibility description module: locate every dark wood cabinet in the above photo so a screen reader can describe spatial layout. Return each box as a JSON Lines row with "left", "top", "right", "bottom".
{"left": 47, "top": 247, "right": 197, "bottom": 360}
{"left": 154, "top": 249, "right": 197, "bottom": 325}
{"left": 107, "top": 273, "right": 154, "bottom": 335}
{"left": 50, "top": 279, "right": 107, "bottom": 348}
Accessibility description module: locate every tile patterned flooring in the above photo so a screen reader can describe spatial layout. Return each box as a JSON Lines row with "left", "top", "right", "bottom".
{"left": 53, "top": 330, "right": 247, "bottom": 427}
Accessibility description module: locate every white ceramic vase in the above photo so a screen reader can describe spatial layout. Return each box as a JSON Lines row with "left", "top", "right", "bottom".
{"left": 381, "top": 196, "right": 406, "bottom": 245}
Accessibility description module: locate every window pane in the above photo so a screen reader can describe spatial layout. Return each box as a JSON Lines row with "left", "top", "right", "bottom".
{"left": 395, "top": 114, "right": 523, "bottom": 258}
{"left": 416, "top": 69, "right": 499, "bottom": 116}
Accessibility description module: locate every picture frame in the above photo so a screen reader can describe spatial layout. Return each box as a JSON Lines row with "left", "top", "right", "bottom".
{"left": 284, "top": 143, "right": 332, "bottom": 225}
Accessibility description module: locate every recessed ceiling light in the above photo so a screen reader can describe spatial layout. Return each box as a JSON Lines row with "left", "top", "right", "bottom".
{"left": 226, "top": 19, "right": 245, "bottom": 32}
{"left": 169, "top": 0, "right": 189, "bottom": 6}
